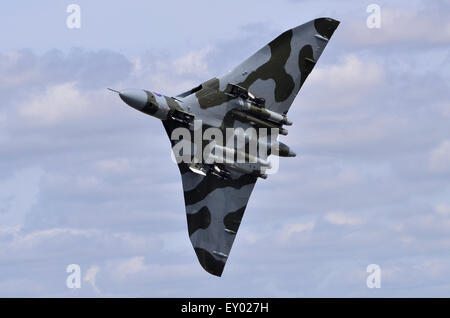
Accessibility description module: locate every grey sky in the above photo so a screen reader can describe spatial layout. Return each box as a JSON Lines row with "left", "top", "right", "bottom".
{"left": 1, "top": 0, "right": 450, "bottom": 296}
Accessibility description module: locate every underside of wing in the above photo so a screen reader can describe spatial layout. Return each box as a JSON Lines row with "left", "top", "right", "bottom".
{"left": 162, "top": 120, "right": 257, "bottom": 276}
{"left": 179, "top": 163, "right": 257, "bottom": 276}
{"left": 220, "top": 17, "right": 339, "bottom": 115}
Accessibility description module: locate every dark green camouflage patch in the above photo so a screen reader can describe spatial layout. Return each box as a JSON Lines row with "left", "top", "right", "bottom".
{"left": 187, "top": 206, "right": 211, "bottom": 236}
{"left": 194, "top": 247, "right": 226, "bottom": 276}
{"left": 314, "top": 18, "right": 340, "bottom": 39}
{"left": 195, "top": 78, "right": 231, "bottom": 109}
{"left": 298, "top": 44, "right": 315, "bottom": 87}
{"left": 237, "top": 29, "right": 295, "bottom": 103}
{"left": 223, "top": 206, "right": 246, "bottom": 233}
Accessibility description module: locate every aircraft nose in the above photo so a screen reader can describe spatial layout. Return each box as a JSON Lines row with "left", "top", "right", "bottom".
{"left": 119, "top": 89, "right": 148, "bottom": 110}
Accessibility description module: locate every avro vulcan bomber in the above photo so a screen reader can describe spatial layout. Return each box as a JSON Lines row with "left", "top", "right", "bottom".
{"left": 110, "top": 18, "right": 339, "bottom": 276}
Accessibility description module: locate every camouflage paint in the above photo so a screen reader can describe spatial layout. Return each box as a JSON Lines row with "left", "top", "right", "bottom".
{"left": 118, "top": 18, "right": 340, "bottom": 276}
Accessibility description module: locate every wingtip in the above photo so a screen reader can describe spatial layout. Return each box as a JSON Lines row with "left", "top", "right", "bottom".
{"left": 318, "top": 17, "right": 340, "bottom": 24}
{"left": 194, "top": 248, "right": 226, "bottom": 277}
{"left": 314, "top": 17, "right": 340, "bottom": 39}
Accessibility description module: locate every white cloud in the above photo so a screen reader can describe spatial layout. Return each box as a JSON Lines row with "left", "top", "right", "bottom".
{"left": 300, "top": 114, "right": 409, "bottom": 151}
{"left": 130, "top": 54, "right": 200, "bottom": 96}
{"left": 304, "top": 55, "right": 385, "bottom": 110}
{"left": 19, "top": 82, "right": 90, "bottom": 125}
{"left": 429, "top": 141, "right": 450, "bottom": 173}
{"left": 280, "top": 222, "right": 315, "bottom": 243}
{"left": 115, "top": 256, "right": 148, "bottom": 280}
{"left": 172, "top": 46, "right": 214, "bottom": 76}
{"left": 436, "top": 204, "right": 450, "bottom": 216}
{"left": 74, "top": 175, "right": 102, "bottom": 189}
{"left": 309, "top": 55, "right": 384, "bottom": 92}
{"left": 437, "top": 103, "right": 450, "bottom": 118}
{"left": 13, "top": 228, "right": 96, "bottom": 247}
{"left": 314, "top": 167, "right": 361, "bottom": 189}
{"left": 345, "top": 7, "right": 450, "bottom": 46}
{"left": 96, "top": 158, "right": 132, "bottom": 174}
{"left": 0, "top": 113, "right": 6, "bottom": 144}
{"left": 0, "top": 167, "right": 43, "bottom": 231}
{"left": 324, "top": 212, "right": 363, "bottom": 226}
{"left": 0, "top": 50, "right": 38, "bottom": 89}
{"left": 84, "top": 265, "right": 100, "bottom": 294}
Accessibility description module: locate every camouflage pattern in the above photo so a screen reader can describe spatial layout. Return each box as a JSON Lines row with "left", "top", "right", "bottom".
{"left": 115, "top": 18, "right": 339, "bottom": 276}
